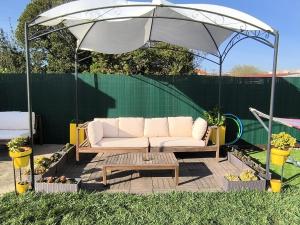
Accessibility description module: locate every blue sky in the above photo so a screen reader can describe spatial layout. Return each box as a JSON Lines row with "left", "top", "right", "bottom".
{"left": 0, "top": 0, "right": 299, "bottom": 72}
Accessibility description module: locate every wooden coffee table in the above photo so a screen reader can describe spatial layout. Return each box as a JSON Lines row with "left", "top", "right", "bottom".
{"left": 102, "top": 152, "right": 179, "bottom": 186}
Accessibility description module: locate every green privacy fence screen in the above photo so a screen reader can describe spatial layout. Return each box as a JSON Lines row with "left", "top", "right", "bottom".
{"left": 0, "top": 74, "right": 299, "bottom": 144}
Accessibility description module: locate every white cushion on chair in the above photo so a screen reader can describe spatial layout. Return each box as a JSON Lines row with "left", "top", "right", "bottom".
{"left": 92, "top": 137, "right": 149, "bottom": 148}
{"left": 192, "top": 117, "right": 208, "bottom": 140}
{"left": 94, "top": 118, "right": 119, "bottom": 137}
{"left": 0, "top": 111, "right": 35, "bottom": 130}
{"left": 144, "top": 118, "right": 169, "bottom": 137}
{"left": 168, "top": 117, "right": 193, "bottom": 137}
{"left": 88, "top": 120, "right": 103, "bottom": 146}
{"left": 149, "top": 137, "right": 205, "bottom": 147}
{"left": 118, "top": 117, "right": 144, "bottom": 138}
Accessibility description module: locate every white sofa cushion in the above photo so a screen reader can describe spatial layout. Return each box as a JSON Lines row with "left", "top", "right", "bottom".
{"left": 92, "top": 137, "right": 149, "bottom": 148}
{"left": 192, "top": 117, "right": 208, "bottom": 140}
{"left": 149, "top": 137, "right": 205, "bottom": 147}
{"left": 144, "top": 118, "right": 169, "bottom": 137}
{"left": 0, "top": 111, "right": 35, "bottom": 130}
{"left": 168, "top": 117, "right": 193, "bottom": 137}
{"left": 88, "top": 121, "right": 103, "bottom": 146}
{"left": 0, "top": 130, "right": 31, "bottom": 140}
{"left": 94, "top": 118, "right": 119, "bottom": 137}
{"left": 118, "top": 117, "right": 144, "bottom": 138}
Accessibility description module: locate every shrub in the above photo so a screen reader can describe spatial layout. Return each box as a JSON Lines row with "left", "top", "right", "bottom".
{"left": 271, "top": 132, "right": 296, "bottom": 150}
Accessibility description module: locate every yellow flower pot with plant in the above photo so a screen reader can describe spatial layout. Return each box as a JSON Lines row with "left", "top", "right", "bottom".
{"left": 270, "top": 132, "right": 296, "bottom": 166}
{"left": 16, "top": 181, "right": 29, "bottom": 194}
{"left": 204, "top": 107, "right": 226, "bottom": 145}
{"left": 8, "top": 137, "right": 32, "bottom": 169}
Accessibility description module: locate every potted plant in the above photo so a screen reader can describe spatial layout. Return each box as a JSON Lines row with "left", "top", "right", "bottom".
{"left": 70, "top": 119, "right": 85, "bottom": 145}
{"left": 8, "top": 137, "right": 32, "bottom": 169}
{"left": 16, "top": 181, "right": 29, "bottom": 194}
{"left": 204, "top": 107, "right": 226, "bottom": 145}
{"left": 228, "top": 148, "right": 267, "bottom": 178}
{"left": 270, "top": 179, "right": 282, "bottom": 193}
{"left": 224, "top": 170, "right": 265, "bottom": 191}
{"left": 271, "top": 132, "right": 296, "bottom": 166}
{"left": 36, "top": 176, "right": 81, "bottom": 193}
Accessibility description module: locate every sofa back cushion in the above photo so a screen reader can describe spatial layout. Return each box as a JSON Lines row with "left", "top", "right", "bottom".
{"left": 0, "top": 111, "right": 35, "bottom": 130}
{"left": 119, "top": 117, "right": 144, "bottom": 137}
{"left": 88, "top": 120, "right": 103, "bottom": 145}
{"left": 144, "top": 118, "right": 169, "bottom": 137}
{"left": 192, "top": 117, "right": 208, "bottom": 140}
{"left": 168, "top": 117, "right": 193, "bottom": 137}
{"left": 94, "top": 118, "right": 119, "bottom": 137}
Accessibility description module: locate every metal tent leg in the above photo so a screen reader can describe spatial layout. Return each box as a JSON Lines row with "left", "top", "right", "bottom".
{"left": 266, "top": 31, "right": 280, "bottom": 180}
{"left": 218, "top": 58, "right": 222, "bottom": 118}
{"left": 25, "top": 22, "right": 35, "bottom": 189}
{"left": 75, "top": 51, "right": 79, "bottom": 125}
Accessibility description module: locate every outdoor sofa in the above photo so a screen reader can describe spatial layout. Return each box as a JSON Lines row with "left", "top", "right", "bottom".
{"left": 0, "top": 111, "right": 42, "bottom": 144}
{"left": 76, "top": 117, "right": 219, "bottom": 161}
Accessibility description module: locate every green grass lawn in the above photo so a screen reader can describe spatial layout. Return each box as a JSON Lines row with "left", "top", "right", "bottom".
{"left": 245, "top": 149, "right": 300, "bottom": 186}
{"left": 1, "top": 190, "right": 300, "bottom": 225}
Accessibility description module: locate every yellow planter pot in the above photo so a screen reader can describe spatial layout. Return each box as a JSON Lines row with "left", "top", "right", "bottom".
{"left": 9, "top": 147, "right": 32, "bottom": 169}
{"left": 16, "top": 182, "right": 29, "bottom": 194}
{"left": 271, "top": 148, "right": 290, "bottom": 166}
{"left": 270, "top": 179, "right": 282, "bottom": 193}
{"left": 210, "top": 126, "right": 226, "bottom": 145}
{"left": 70, "top": 123, "right": 85, "bottom": 145}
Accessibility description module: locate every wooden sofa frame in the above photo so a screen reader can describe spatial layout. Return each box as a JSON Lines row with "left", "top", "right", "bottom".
{"left": 76, "top": 122, "right": 220, "bottom": 162}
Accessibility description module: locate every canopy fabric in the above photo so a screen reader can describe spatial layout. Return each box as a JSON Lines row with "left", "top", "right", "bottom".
{"left": 250, "top": 108, "right": 300, "bottom": 130}
{"left": 31, "top": 0, "right": 274, "bottom": 55}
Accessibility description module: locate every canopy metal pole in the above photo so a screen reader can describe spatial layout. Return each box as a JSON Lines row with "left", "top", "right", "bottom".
{"left": 218, "top": 57, "right": 222, "bottom": 116}
{"left": 25, "top": 22, "right": 35, "bottom": 189}
{"left": 266, "top": 31, "right": 279, "bottom": 180}
{"left": 75, "top": 50, "right": 79, "bottom": 125}
{"left": 250, "top": 109, "right": 269, "bottom": 132}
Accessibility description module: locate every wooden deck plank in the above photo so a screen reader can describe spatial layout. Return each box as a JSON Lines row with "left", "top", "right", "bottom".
{"left": 68, "top": 153, "right": 236, "bottom": 193}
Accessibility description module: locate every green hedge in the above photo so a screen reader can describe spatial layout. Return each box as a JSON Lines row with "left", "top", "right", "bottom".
{"left": 0, "top": 74, "right": 299, "bottom": 144}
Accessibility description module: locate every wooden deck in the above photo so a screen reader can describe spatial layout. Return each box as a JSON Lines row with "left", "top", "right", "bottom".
{"left": 62, "top": 152, "right": 239, "bottom": 194}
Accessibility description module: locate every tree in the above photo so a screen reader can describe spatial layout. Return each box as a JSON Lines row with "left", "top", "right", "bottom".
{"left": 90, "top": 42, "right": 195, "bottom": 75}
{"left": 0, "top": 29, "right": 25, "bottom": 73}
{"left": 230, "top": 65, "right": 264, "bottom": 76}
{"left": 16, "top": 0, "right": 84, "bottom": 73}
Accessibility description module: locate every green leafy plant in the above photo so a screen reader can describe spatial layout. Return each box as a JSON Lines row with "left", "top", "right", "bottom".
{"left": 18, "top": 181, "right": 28, "bottom": 185}
{"left": 7, "top": 137, "right": 28, "bottom": 152}
{"left": 239, "top": 170, "right": 258, "bottom": 181}
{"left": 225, "top": 174, "right": 240, "bottom": 181}
{"left": 226, "top": 170, "right": 258, "bottom": 182}
{"left": 203, "top": 107, "right": 225, "bottom": 126}
{"left": 271, "top": 132, "right": 296, "bottom": 150}
{"left": 231, "top": 148, "right": 266, "bottom": 177}
{"left": 38, "top": 176, "right": 77, "bottom": 184}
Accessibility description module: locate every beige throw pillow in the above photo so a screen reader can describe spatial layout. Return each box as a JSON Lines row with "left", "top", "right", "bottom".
{"left": 94, "top": 118, "right": 119, "bottom": 137}
{"left": 192, "top": 117, "right": 208, "bottom": 140}
{"left": 88, "top": 120, "right": 103, "bottom": 145}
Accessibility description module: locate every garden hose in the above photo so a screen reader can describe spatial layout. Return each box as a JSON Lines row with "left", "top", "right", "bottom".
{"left": 224, "top": 113, "right": 243, "bottom": 145}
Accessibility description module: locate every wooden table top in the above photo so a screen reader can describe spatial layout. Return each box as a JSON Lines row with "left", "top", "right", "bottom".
{"left": 102, "top": 152, "right": 179, "bottom": 167}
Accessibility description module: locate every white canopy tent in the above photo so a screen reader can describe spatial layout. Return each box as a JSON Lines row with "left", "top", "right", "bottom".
{"left": 25, "top": 0, "right": 279, "bottom": 188}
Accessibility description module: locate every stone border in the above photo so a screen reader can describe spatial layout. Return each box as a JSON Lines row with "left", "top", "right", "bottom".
{"left": 35, "top": 178, "right": 81, "bottom": 193}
